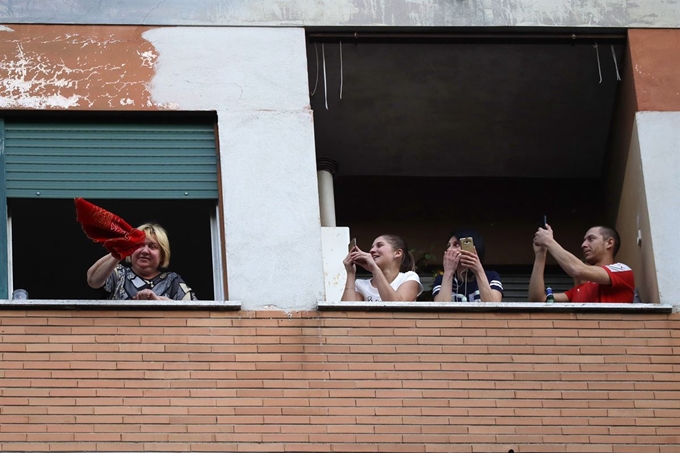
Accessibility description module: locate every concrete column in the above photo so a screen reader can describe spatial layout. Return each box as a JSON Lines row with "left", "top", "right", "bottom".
{"left": 142, "top": 27, "right": 325, "bottom": 311}
{"left": 317, "top": 158, "right": 338, "bottom": 228}
{"left": 619, "top": 30, "right": 680, "bottom": 308}
{"left": 634, "top": 112, "right": 680, "bottom": 307}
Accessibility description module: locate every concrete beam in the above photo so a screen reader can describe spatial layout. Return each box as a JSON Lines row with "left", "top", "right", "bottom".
{"left": 0, "top": 0, "right": 679, "bottom": 28}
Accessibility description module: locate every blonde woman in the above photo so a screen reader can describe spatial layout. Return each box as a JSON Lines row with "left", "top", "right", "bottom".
{"left": 87, "top": 223, "right": 196, "bottom": 301}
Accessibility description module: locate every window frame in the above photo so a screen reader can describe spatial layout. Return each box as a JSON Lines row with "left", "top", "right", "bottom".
{"left": 0, "top": 115, "right": 231, "bottom": 304}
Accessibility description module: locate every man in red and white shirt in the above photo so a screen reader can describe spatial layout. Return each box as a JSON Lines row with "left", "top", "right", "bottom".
{"left": 528, "top": 225, "right": 635, "bottom": 303}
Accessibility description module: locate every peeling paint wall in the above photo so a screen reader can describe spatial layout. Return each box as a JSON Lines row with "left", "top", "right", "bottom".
{"left": 0, "top": 0, "right": 679, "bottom": 28}
{"left": 0, "top": 25, "right": 158, "bottom": 110}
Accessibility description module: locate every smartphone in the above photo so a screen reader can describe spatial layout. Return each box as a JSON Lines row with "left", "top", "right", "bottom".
{"left": 460, "top": 237, "right": 475, "bottom": 253}
{"left": 348, "top": 238, "right": 357, "bottom": 252}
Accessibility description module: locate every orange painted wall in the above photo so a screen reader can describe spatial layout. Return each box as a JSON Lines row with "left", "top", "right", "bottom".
{"left": 0, "top": 309, "right": 678, "bottom": 452}
{"left": 629, "top": 29, "right": 680, "bottom": 112}
{"left": 0, "top": 25, "right": 158, "bottom": 110}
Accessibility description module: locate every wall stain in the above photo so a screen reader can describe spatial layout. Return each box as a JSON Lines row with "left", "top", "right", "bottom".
{"left": 0, "top": 25, "right": 160, "bottom": 110}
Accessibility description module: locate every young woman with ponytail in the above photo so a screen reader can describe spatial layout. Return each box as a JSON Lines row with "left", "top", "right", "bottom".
{"left": 341, "top": 234, "right": 423, "bottom": 302}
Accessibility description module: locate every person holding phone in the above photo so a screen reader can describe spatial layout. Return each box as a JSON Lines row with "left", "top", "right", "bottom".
{"left": 432, "top": 229, "right": 503, "bottom": 302}
{"left": 529, "top": 224, "right": 634, "bottom": 303}
{"left": 342, "top": 235, "right": 423, "bottom": 302}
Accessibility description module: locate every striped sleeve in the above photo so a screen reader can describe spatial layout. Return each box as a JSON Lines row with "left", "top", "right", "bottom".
{"left": 487, "top": 270, "right": 503, "bottom": 294}
{"left": 431, "top": 274, "right": 443, "bottom": 297}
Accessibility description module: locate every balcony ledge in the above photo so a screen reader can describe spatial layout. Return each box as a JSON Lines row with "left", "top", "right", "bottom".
{"left": 318, "top": 301, "right": 673, "bottom": 313}
{"left": 0, "top": 299, "right": 241, "bottom": 310}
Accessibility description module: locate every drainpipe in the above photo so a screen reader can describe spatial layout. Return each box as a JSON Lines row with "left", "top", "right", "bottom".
{"left": 317, "top": 158, "right": 338, "bottom": 227}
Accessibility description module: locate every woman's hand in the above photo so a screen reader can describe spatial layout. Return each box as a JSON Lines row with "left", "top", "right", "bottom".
{"left": 459, "top": 248, "right": 501, "bottom": 302}
{"left": 134, "top": 289, "right": 160, "bottom": 301}
{"left": 349, "top": 249, "right": 379, "bottom": 274}
{"left": 342, "top": 246, "right": 362, "bottom": 301}
{"left": 343, "top": 246, "right": 379, "bottom": 274}
{"left": 443, "top": 248, "right": 461, "bottom": 275}
{"left": 343, "top": 248, "right": 358, "bottom": 274}
{"left": 459, "top": 249, "right": 484, "bottom": 275}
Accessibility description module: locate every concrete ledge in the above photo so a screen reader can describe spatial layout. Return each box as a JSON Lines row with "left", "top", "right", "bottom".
{"left": 0, "top": 299, "right": 242, "bottom": 310}
{"left": 318, "top": 301, "right": 673, "bottom": 313}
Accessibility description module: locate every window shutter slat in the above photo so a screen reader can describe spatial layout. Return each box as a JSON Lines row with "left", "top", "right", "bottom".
{"left": 4, "top": 122, "right": 219, "bottom": 200}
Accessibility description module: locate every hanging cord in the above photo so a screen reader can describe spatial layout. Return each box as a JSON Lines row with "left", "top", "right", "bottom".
{"left": 322, "top": 43, "right": 328, "bottom": 110}
{"left": 594, "top": 43, "right": 602, "bottom": 84}
{"left": 310, "top": 42, "right": 319, "bottom": 96}
{"left": 452, "top": 273, "right": 465, "bottom": 302}
{"left": 611, "top": 45, "right": 621, "bottom": 81}
{"left": 339, "top": 41, "right": 344, "bottom": 100}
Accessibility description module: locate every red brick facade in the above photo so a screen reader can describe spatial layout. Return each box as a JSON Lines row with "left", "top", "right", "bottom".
{"left": 1, "top": 309, "right": 678, "bottom": 452}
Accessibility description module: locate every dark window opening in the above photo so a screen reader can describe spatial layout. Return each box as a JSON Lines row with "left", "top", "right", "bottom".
{"left": 2, "top": 111, "right": 222, "bottom": 301}
{"left": 10, "top": 198, "right": 215, "bottom": 300}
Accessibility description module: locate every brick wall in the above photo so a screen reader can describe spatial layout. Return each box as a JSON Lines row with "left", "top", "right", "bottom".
{"left": 0, "top": 309, "right": 678, "bottom": 452}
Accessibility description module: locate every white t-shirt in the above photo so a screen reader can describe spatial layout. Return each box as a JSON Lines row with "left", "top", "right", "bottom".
{"left": 355, "top": 271, "right": 423, "bottom": 301}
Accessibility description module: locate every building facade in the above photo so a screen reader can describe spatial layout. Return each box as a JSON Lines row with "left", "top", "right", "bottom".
{"left": 0, "top": 1, "right": 678, "bottom": 452}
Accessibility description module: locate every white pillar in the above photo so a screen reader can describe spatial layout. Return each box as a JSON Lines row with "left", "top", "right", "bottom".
{"left": 317, "top": 158, "right": 338, "bottom": 227}
{"left": 143, "top": 27, "right": 326, "bottom": 311}
{"left": 635, "top": 112, "right": 680, "bottom": 308}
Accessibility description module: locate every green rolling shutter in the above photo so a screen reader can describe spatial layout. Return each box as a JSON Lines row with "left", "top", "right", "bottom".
{"left": 4, "top": 122, "right": 218, "bottom": 199}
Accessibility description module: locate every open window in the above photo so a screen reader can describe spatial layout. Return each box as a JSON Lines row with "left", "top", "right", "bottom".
{"left": 0, "top": 111, "right": 224, "bottom": 301}
{"left": 309, "top": 30, "right": 631, "bottom": 301}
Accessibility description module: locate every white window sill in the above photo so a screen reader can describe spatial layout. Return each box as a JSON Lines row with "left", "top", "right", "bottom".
{"left": 0, "top": 299, "right": 241, "bottom": 310}
{"left": 318, "top": 301, "right": 673, "bottom": 313}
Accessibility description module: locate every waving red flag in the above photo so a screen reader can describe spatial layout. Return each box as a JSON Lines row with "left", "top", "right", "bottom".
{"left": 74, "top": 198, "right": 145, "bottom": 260}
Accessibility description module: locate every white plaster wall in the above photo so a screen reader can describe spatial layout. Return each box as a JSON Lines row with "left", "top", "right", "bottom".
{"left": 144, "top": 27, "right": 324, "bottom": 311}
{"left": 218, "top": 110, "right": 324, "bottom": 311}
{"left": 321, "top": 226, "right": 350, "bottom": 301}
{"left": 143, "top": 27, "right": 309, "bottom": 111}
{"left": 635, "top": 112, "right": 680, "bottom": 307}
{"left": 615, "top": 122, "right": 659, "bottom": 304}
{"left": 4, "top": 0, "right": 680, "bottom": 28}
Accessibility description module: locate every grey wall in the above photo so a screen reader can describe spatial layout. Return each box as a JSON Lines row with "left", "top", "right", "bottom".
{"left": 0, "top": 0, "right": 678, "bottom": 28}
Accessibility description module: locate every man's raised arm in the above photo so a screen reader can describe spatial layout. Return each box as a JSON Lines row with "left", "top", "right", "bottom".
{"left": 528, "top": 245, "right": 548, "bottom": 302}
{"left": 534, "top": 225, "right": 611, "bottom": 286}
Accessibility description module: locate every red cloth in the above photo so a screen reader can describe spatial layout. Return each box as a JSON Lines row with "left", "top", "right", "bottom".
{"left": 74, "top": 198, "right": 146, "bottom": 260}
